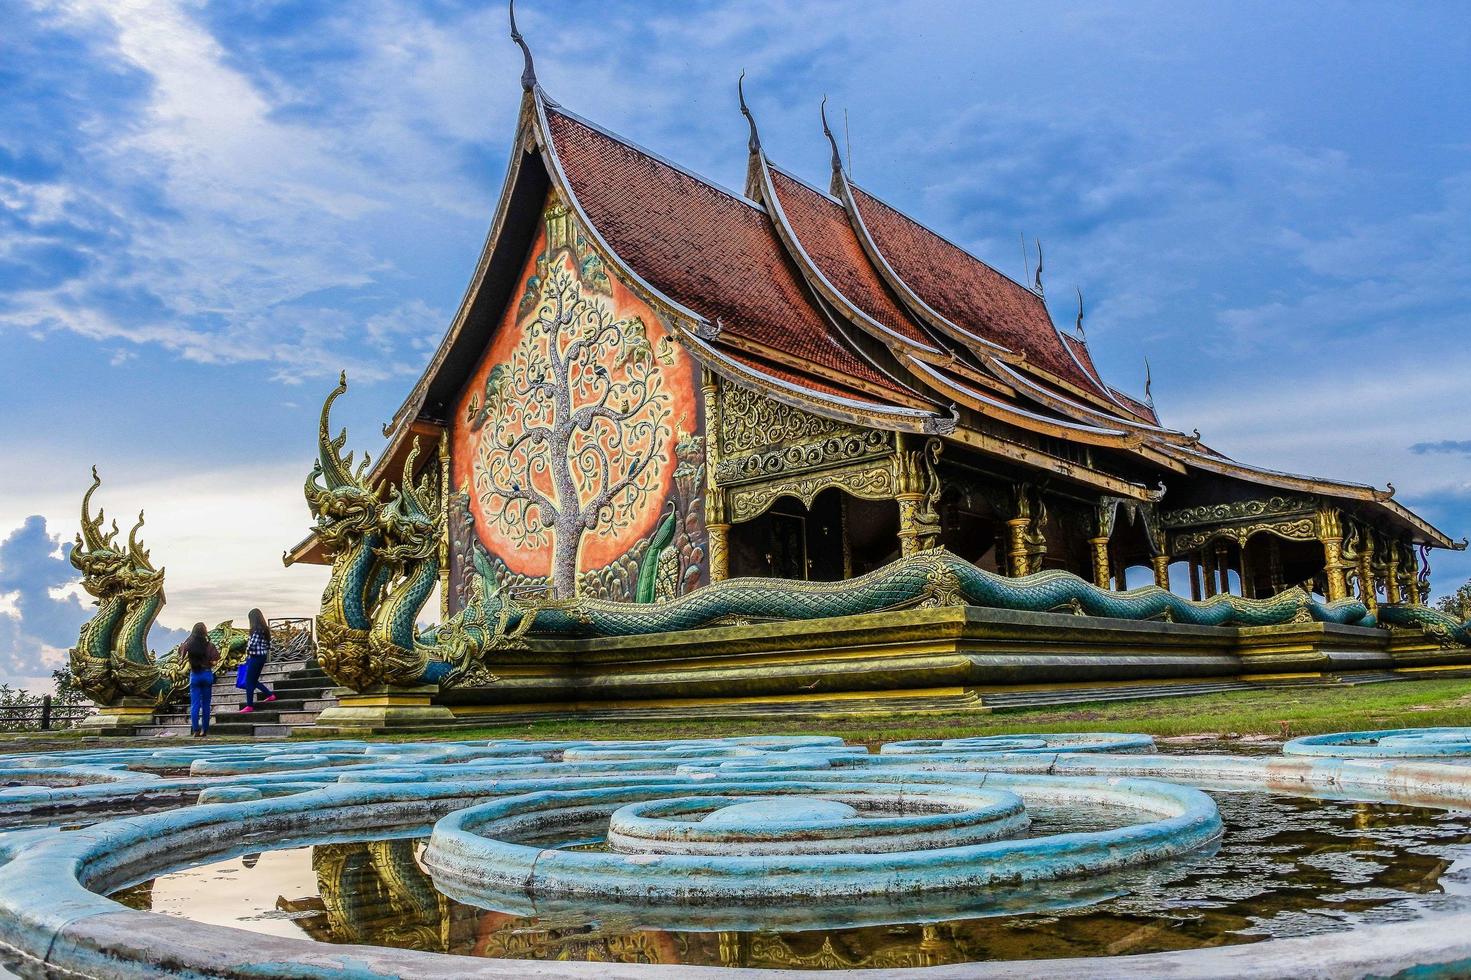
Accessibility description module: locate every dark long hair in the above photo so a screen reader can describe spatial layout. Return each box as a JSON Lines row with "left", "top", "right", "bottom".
{"left": 182, "top": 623, "right": 210, "bottom": 671}
{"left": 248, "top": 608, "right": 269, "bottom": 640}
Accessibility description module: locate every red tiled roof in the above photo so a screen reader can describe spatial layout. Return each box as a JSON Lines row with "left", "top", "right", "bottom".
{"left": 847, "top": 184, "right": 1100, "bottom": 394}
{"left": 1060, "top": 332, "right": 1099, "bottom": 383}
{"left": 545, "top": 109, "right": 911, "bottom": 399}
{"left": 723, "top": 347, "right": 895, "bottom": 403}
{"left": 1060, "top": 334, "right": 1158, "bottom": 423}
{"left": 1111, "top": 388, "right": 1159, "bottom": 425}
{"left": 767, "top": 168, "right": 935, "bottom": 351}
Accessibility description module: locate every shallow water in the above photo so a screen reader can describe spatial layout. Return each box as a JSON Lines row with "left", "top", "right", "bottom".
{"left": 110, "top": 792, "right": 1471, "bottom": 968}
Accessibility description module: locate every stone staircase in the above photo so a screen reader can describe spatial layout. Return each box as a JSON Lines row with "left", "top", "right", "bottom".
{"left": 135, "top": 647, "right": 339, "bottom": 738}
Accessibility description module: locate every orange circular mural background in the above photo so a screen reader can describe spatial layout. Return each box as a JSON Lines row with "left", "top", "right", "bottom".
{"left": 451, "top": 203, "right": 698, "bottom": 581}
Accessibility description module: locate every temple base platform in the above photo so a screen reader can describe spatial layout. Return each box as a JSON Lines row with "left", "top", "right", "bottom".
{"left": 76, "top": 697, "right": 160, "bottom": 735}
{"left": 312, "top": 685, "right": 458, "bottom": 735}
{"left": 424, "top": 606, "right": 1471, "bottom": 726}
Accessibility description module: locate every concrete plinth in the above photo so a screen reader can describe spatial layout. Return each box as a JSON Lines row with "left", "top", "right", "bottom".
{"left": 431, "top": 605, "right": 1471, "bottom": 723}
{"left": 75, "top": 698, "right": 157, "bottom": 735}
{"left": 311, "top": 685, "right": 457, "bottom": 735}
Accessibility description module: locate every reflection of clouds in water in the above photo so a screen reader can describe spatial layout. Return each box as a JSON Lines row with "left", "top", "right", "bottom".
{"left": 141, "top": 846, "right": 322, "bottom": 941}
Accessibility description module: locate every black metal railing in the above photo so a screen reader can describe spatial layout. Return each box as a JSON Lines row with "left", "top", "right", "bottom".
{"left": 0, "top": 696, "right": 93, "bottom": 732}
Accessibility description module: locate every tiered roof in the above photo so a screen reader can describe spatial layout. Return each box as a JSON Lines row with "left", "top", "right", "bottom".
{"left": 364, "top": 59, "right": 1456, "bottom": 552}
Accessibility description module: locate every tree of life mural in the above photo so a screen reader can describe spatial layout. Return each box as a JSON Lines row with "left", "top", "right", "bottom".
{"left": 468, "top": 229, "right": 676, "bottom": 599}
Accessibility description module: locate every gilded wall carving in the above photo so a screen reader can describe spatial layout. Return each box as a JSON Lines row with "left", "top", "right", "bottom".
{"left": 450, "top": 194, "right": 705, "bottom": 602}
{"left": 727, "top": 460, "right": 896, "bottom": 523}
{"left": 1171, "top": 517, "right": 1318, "bottom": 553}
{"left": 1160, "top": 495, "right": 1316, "bottom": 528}
{"left": 718, "top": 384, "right": 857, "bottom": 455}
{"left": 715, "top": 384, "right": 892, "bottom": 487}
{"left": 715, "top": 430, "right": 891, "bottom": 486}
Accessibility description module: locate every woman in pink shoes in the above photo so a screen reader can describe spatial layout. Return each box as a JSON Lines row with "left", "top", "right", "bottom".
{"left": 238, "top": 608, "right": 277, "bottom": 713}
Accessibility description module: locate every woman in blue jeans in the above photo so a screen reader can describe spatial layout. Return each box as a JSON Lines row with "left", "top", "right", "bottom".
{"left": 182, "top": 623, "right": 220, "bottom": 737}
{"left": 238, "top": 608, "right": 276, "bottom": 713}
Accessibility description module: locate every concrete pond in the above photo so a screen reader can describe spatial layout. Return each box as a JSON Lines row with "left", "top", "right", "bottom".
{"left": 2, "top": 730, "right": 1471, "bottom": 977}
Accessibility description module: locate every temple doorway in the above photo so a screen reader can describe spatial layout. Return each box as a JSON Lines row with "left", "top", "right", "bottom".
{"left": 727, "top": 489, "right": 898, "bottom": 581}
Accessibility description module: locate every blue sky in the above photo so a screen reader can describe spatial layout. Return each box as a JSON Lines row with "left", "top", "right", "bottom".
{"left": 1, "top": 1, "right": 1468, "bottom": 691}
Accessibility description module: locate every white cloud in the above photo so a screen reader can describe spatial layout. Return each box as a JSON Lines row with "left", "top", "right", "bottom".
{"left": 0, "top": 463, "right": 328, "bottom": 638}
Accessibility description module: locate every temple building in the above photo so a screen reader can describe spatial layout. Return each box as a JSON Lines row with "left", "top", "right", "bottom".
{"left": 290, "top": 48, "right": 1457, "bottom": 628}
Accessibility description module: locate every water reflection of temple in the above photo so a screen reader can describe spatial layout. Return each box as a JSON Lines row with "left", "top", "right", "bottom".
{"left": 264, "top": 815, "right": 1471, "bottom": 968}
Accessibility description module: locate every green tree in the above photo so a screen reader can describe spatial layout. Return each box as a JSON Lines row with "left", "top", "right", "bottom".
{"left": 1435, "top": 579, "right": 1471, "bottom": 620}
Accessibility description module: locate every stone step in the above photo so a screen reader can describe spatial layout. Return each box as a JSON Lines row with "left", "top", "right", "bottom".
{"left": 214, "top": 670, "right": 325, "bottom": 683}
{"left": 139, "top": 651, "right": 339, "bottom": 737}
{"left": 156, "top": 697, "right": 314, "bottom": 720}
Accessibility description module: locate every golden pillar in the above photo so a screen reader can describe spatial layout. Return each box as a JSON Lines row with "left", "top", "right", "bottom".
{"left": 702, "top": 369, "right": 729, "bottom": 583}
{"left": 1006, "top": 484, "right": 1045, "bottom": 576}
{"left": 1385, "top": 543, "right": 1402, "bottom": 605}
{"left": 1404, "top": 546, "right": 1422, "bottom": 606}
{"left": 1089, "top": 536, "right": 1112, "bottom": 589}
{"left": 893, "top": 435, "right": 943, "bottom": 558}
{"left": 896, "top": 497, "right": 924, "bottom": 557}
{"left": 1007, "top": 517, "right": 1032, "bottom": 576}
{"left": 1356, "top": 531, "right": 1377, "bottom": 615}
{"left": 1150, "top": 553, "right": 1170, "bottom": 589}
{"left": 1316, "top": 506, "right": 1350, "bottom": 603}
{"left": 708, "top": 524, "right": 730, "bottom": 582}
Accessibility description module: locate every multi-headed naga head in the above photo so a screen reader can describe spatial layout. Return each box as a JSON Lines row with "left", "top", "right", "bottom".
{"left": 70, "top": 467, "right": 130, "bottom": 597}
{"left": 377, "top": 435, "right": 443, "bottom": 567}
{"left": 305, "top": 372, "right": 385, "bottom": 552}
{"left": 115, "top": 510, "right": 166, "bottom": 599}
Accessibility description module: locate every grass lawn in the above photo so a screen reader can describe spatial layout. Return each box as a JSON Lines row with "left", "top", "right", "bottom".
{"left": 311, "top": 676, "right": 1471, "bottom": 745}
{"left": 7, "top": 678, "right": 1471, "bottom": 753}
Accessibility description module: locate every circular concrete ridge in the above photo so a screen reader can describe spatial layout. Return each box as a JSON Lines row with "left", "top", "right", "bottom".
{"left": 423, "top": 771, "right": 1216, "bottom": 902}
{"left": 599, "top": 786, "right": 1030, "bottom": 855}
{"left": 1283, "top": 726, "right": 1471, "bottom": 758}
{"left": 879, "top": 732, "right": 1156, "bottom": 754}
{"left": 3, "top": 732, "right": 1471, "bottom": 977}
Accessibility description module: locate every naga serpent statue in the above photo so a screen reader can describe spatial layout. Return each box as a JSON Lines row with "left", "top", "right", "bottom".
{"left": 1378, "top": 604, "right": 1471, "bottom": 647}
{"left": 303, "top": 376, "right": 1471, "bottom": 694}
{"left": 302, "top": 374, "right": 494, "bottom": 692}
{"left": 68, "top": 468, "right": 248, "bottom": 708}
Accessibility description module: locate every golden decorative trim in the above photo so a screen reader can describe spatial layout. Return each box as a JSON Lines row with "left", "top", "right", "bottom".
{"left": 727, "top": 459, "right": 896, "bottom": 523}
{"left": 1171, "top": 517, "right": 1316, "bottom": 553}
{"left": 1161, "top": 495, "right": 1316, "bottom": 529}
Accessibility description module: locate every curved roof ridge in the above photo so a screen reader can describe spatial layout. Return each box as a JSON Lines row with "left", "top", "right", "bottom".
{"left": 683, "top": 330, "right": 952, "bottom": 434}
{"left": 1167, "top": 442, "right": 1382, "bottom": 496}
{"left": 768, "top": 160, "right": 843, "bottom": 206}
{"left": 548, "top": 103, "right": 761, "bottom": 212}
{"left": 543, "top": 97, "right": 928, "bottom": 401}
{"left": 908, "top": 358, "right": 1131, "bottom": 440}
{"left": 987, "top": 357, "right": 1188, "bottom": 441}
{"left": 756, "top": 153, "right": 944, "bottom": 357}
{"left": 846, "top": 178, "right": 1044, "bottom": 306}
{"left": 1054, "top": 320, "right": 1147, "bottom": 420}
